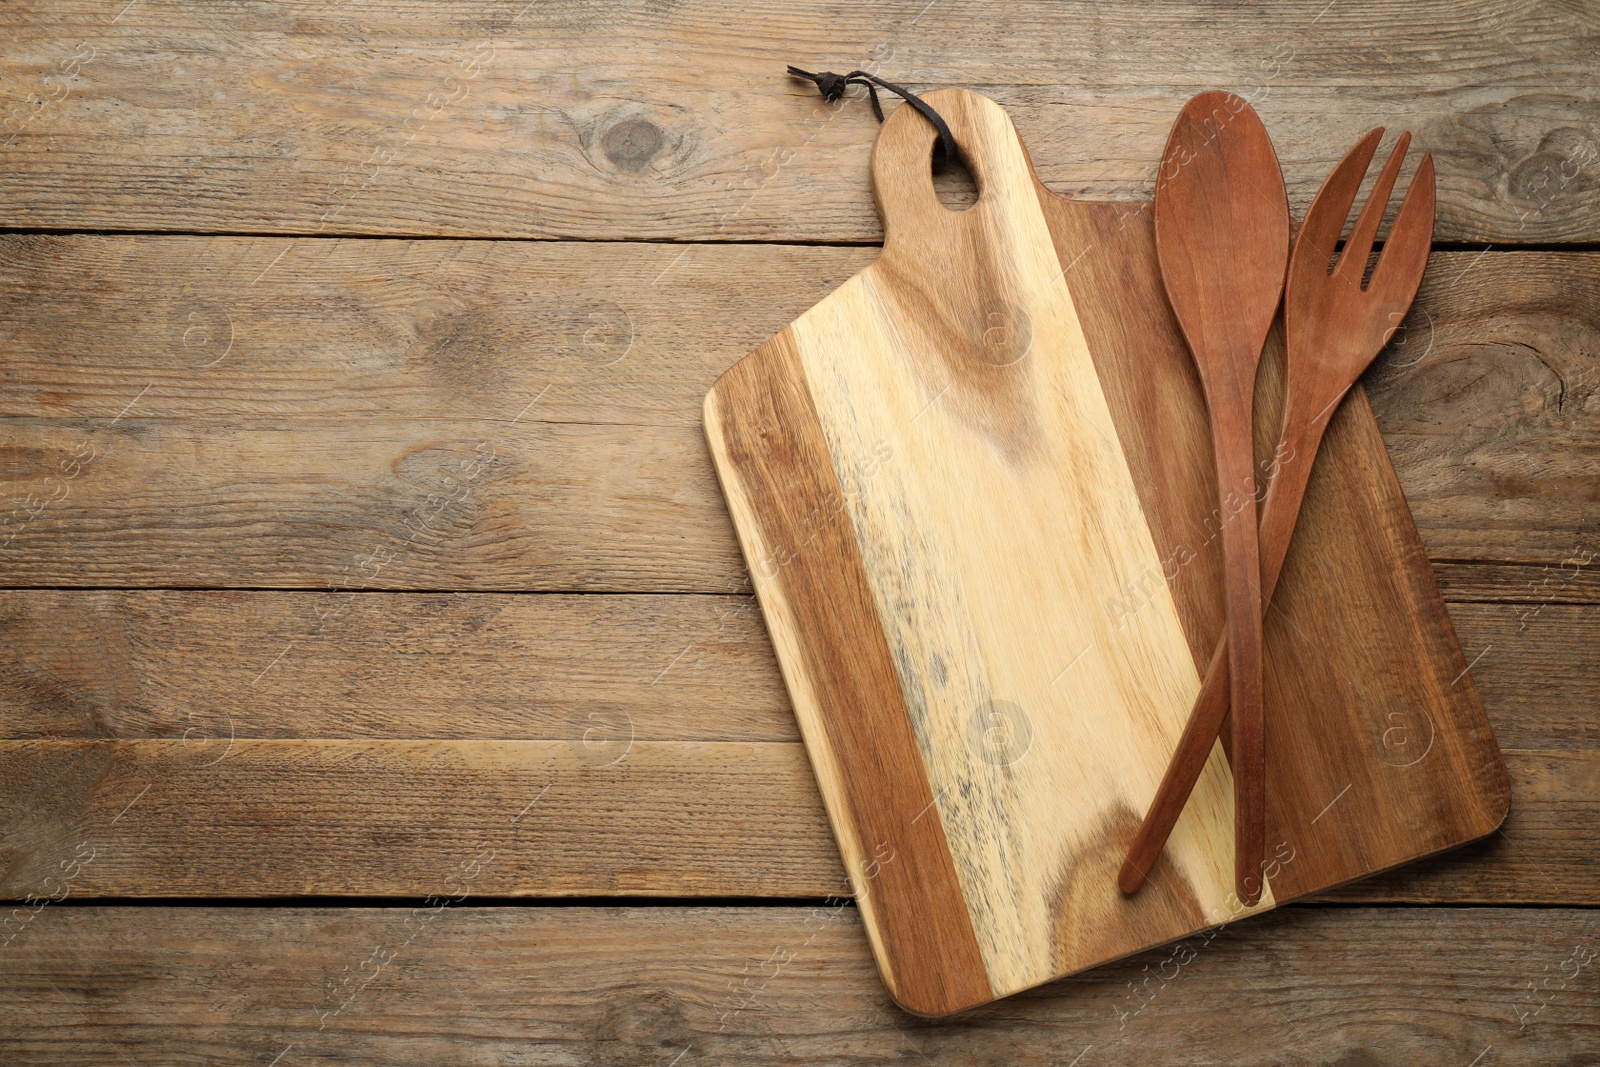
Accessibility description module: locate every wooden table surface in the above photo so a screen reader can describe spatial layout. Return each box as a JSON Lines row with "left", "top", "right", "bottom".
{"left": 1, "top": 2, "right": 1596, "bottom": 1063}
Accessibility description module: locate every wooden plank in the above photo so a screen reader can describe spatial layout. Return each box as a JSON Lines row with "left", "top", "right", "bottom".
{"left": 1366, "top": 250, "right": 1600, "bottom": 567}
{"left": 0, "top": 416, "right": 742, "bottom": 591}
{"left": 0, "top": 590, "right": 792, "bottom": 742}
{"left": 0, "top": 739, "right": 1590, "bottom": 903}
{"left": 0, "top": 240, "right": 1592, "bottom": 590}
{"left": 0, "top": 739, "right": 845, "bottom": 899}
{"left": 0, "top": 3, "right": 1596, "bottom": 241}
{"left": 1434, "top": 561, "right": 1600, "bottom": 604}
{"left": 2, "top": 238, "right": 1595, "bottom": 439}
{"left": 0, "top": 594, "right": 1587, "bottom": 750}
{"left": 0, "top": 234, "right": 833, "bottom": 428}
{"left": 1, "top": 905, "right": 1596, "bottom": 1064}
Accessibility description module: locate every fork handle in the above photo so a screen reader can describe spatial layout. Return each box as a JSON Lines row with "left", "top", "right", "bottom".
{"left": 1119, "top": 406, "right": 1329, "bottom": 896}
{"left": 1256, "top": 399, "right": 1330, "bottom": 598}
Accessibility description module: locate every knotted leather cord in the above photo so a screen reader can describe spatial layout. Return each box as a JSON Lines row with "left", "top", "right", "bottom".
{"left": 786, "top": 66, "right": 957, "bottom": 171}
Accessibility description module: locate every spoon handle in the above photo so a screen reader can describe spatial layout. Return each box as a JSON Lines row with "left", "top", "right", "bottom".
{"left": 1208, "top": 394, "right": 1267, "bottom": 906}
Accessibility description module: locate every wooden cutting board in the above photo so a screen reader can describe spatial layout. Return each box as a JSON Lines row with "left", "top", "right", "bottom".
{"left": 703, "top": 89, "right": 1508, "bottom": 1017}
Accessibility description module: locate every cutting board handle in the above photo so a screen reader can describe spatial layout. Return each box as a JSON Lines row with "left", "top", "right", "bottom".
{"left": 870, "top": 88, "right": 1036, "bottom": 248}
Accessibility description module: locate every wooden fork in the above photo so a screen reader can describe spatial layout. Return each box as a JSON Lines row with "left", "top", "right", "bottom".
{"left": 1120, "top": 128, "right": 1438, "bottom": 895}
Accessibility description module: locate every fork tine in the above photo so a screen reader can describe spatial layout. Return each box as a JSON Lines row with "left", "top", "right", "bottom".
{"left": 1333, "top": 131, "right": 1411, "bottom": 283}
{"left": 1291, "top": 128, "right": 1383, "bottom": 280}
{"left": 1369, "top": 152, "right": 1437, "bottom": 310}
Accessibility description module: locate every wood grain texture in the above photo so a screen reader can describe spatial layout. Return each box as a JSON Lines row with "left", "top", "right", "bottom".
{"left": 1435, "top": 562, "right": 1600, "bottom": 604}
{"left": 0, "top": 417, "right": 742, "bottom": 591}
{"left": 0, "top": 233, "right": 772, "bottom": 428}
{"left": 2, "top": 905, "right": 1597, "bottom": 1065}
{"left": 1445, "top": 603, "right": 1600, "bottom": 752}
{"left": 0, "top": 2, "right": 1596, "bottom": 241}
{"left": 0, "top": 239, "right": 1590, "bottom": 594}
{"left": 0, "top": 0, "right": 1591, "bottom": 1045}
{"left": 707, "top": 89, "right": 1250, "bottom": 1011}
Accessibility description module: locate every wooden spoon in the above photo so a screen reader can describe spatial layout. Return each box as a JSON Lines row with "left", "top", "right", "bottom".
{"left": 1151, "top": 91, "right": 1289, "bottom": 906}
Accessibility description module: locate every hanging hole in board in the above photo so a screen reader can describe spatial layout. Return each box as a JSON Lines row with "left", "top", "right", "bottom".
{"left": 934, "top": 146, "right": 979, "bottom": 211}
